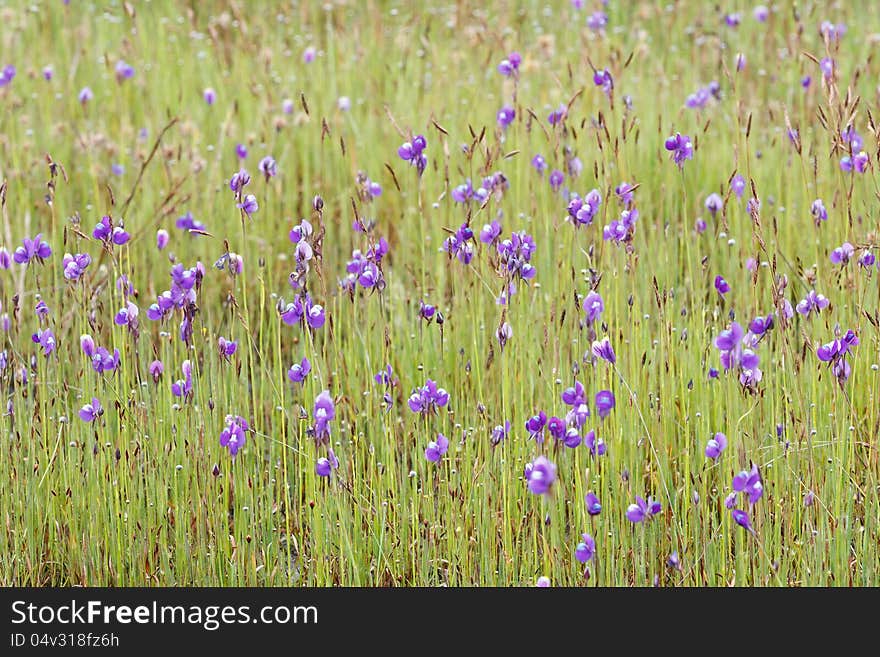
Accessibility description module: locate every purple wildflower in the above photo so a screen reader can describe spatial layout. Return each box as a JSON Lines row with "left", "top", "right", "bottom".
{"left": 594, "top": 390, "right": 615, "bottom": 419}
{"left": 731, "top": 509, "right": 754, "bottom": 533}
{"left": 408, "top": 379, "right": 450, "bottom": 415}
{"left": 398, "top": 135, "right": 428, "bottom": 176}
{"left": 78, "top": 398, "right": 103, "bottom": 423}
{"left": 796, "top": 290, "right": 829, "bottom": 317}
{"left": 575, "top": 534, "right": 596, "bottom": 563}
{"left": 705, "top": 432, "right": 728, "bottom": 459}
{"left": 219, "top": 415, "right": 249, "bottom": 458}
{"left": 830, "top": 242, "right": 855, "bottom": 265}
{"left": 524, "top": 455, "right": 557, "bottom": 495}
{"left": 732, "top": 464, "right": 764, "bottom": 504}
{"left": 497, "top": 51, "right": 521, "bottom": 77}
{"left": 592, "top": 337, "right": 616, "bottom": 364}
{"left": 664, "top": 132, "right": 694, "bottom": 168}
{"left": 525, "top": 411, "right": 547, "bottom": 442}
{"left": 425, "top": 433, "right": 450, "bottom": 463}
{"left": 312, "top": 390, "right": 335, "bottom": 444}
{"left": 316, "top": 449, "right": 340, "bottom": 477}
{"left": 287, "top": 357, "right": 311, "bottom": 384}
{"left": 626, "top": 496, "right": 662, "bottom": 523}
{"left": 13, "top": 234, "right": 52, "bottom": 265}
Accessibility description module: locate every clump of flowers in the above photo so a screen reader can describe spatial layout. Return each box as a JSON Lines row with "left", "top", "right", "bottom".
{"left": 92, "top": 215, "right": 130, "bottom": 247}
{"left": 408, "top": 379, "right": 450, "bottom": 415}
{"left": 441, "top": 223, "right": 475, "bottom": 265}
{"left": 220, "top": 415, "right": 249, "bottom": 458}
{"left": 451, "top": 172, "right": 508, "bottom": 206}
{"left": 279, "top": 293, "right": 326, "bottom": 331}
{"left": 146, "top": 262, "right": 204, "bottom": 344}
{"left": 714, "top": 321, "right": 762, "bottom": 391}
{"left": 567, "top": 189, "right": 602, "bottom": 228}
{"left": 494, "top": 230, "right": 537, "bottom": 304}
{"left": 664, "top": 132, "right": 694, "bottom": 168}
{"left": 62, "top": 253, "right": 91, "bottom": 280}
{"left": 398, "top": 135, "right": 428, "bottom": 176}
{"left": 816, "top": 329, "right": 859, "bottom": 386}
{"left": 171, "top": 360, "right": 194, "bottom": 401}
{"left": 312, "top": 391, "right": 336, "bottom": 445}
{"left": 685, "top": 80, "right": 720, "bottom": 109}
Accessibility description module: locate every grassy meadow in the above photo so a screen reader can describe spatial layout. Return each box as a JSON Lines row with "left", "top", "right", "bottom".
{"left": 0, "top": 0, "right": 879, "bottom": 586}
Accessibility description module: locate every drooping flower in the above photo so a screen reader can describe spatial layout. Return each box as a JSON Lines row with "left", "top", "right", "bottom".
{"left": 547, "top": 104, "right": 567, "bottom": 126}
{"left": 811, "top": 199, "right": 828, "bottom": 224}
{"left": 497, "top": 105, "right": 516, "bottom": 130}
{"left": 258, "top": 156, "right": 277, "bottom": 180}
{"left": 592, "top": 337, "right": 616, "bottom": 364}
{"left": 237, "top": 194, "right": 259, "bottom": 217}
{"left": 583, "top": 430, "right": 606, "bottom": 457}
{"left": 486, "top": 420, "right": 510, "bottom": 447}
{"left": 714, "top": 275, "right": 730, "bottom": 297}
{"left": 705, "top": 193, "right": 723, "bottom": 216}
{"left": 171, "top": 360, "right": 193, "bottom": 399}
{"left": 731, "top": 509, "right": 754, "bottom": 533}
{"left": 731, "top": 174, "right": 746, "bottom": 199}
{"left": 585, "top": 492, "right": 601, "bottom": 516}
{"left": 115, "top": 59, "right": 134, "bottom": 82}
{"left": 149, "top": 359, "right": 164, "bottom": 383}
